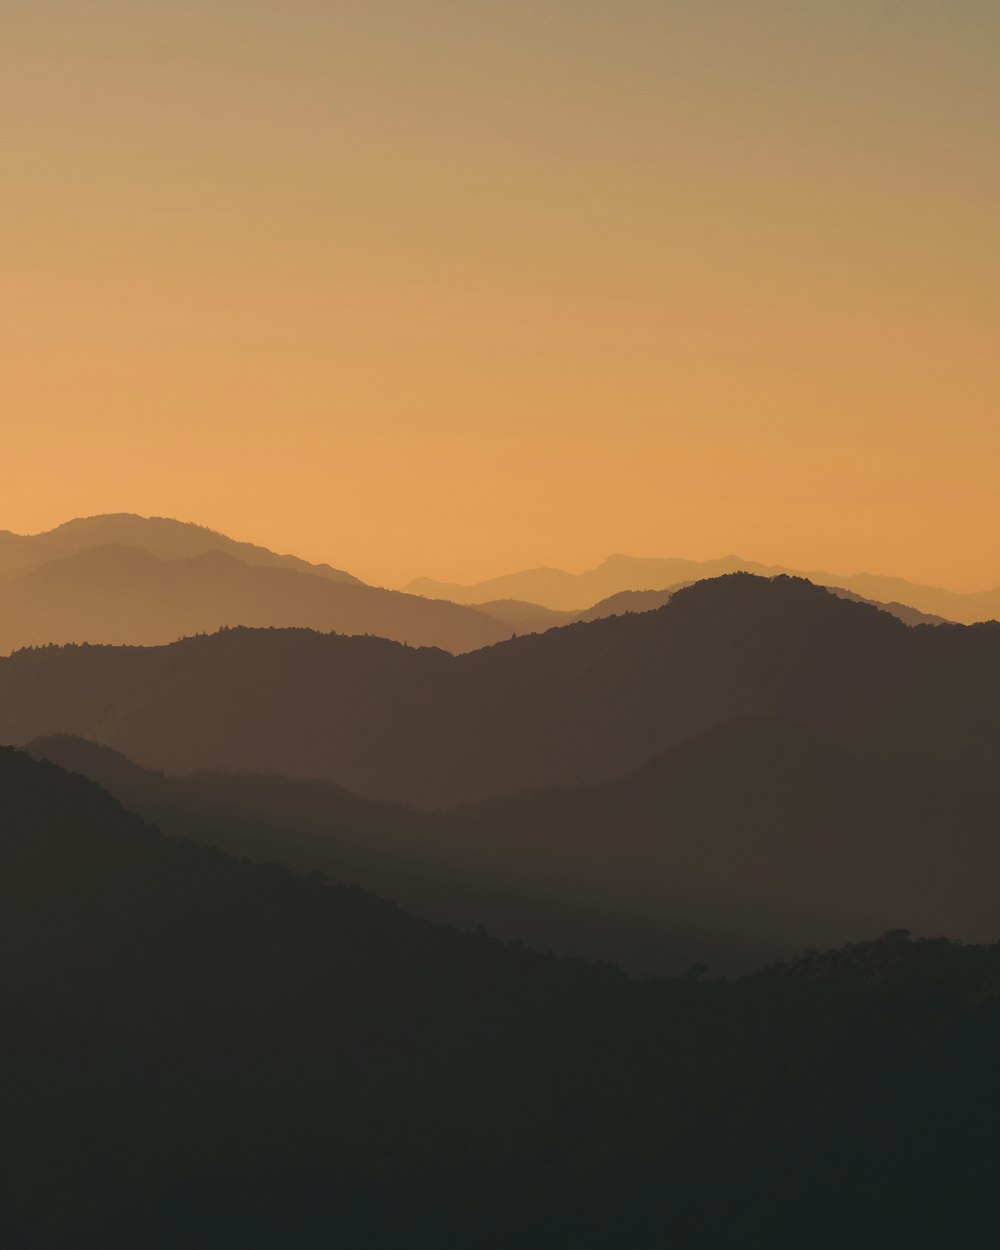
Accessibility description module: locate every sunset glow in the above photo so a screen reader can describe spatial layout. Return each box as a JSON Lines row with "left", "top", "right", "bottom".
{"left": 3, "top": 2, "right": 998, "bottom": 588}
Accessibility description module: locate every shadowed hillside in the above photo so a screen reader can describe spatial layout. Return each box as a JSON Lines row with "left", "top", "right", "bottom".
{"left": 4, "top": 747, "right": 1000, "bottom": 1247}
{"left": 30, "top": 717, "right": 1000, "bottom": 975}
{"left": 0, "top": 542, "right": 511, "bottom": 654}
{"left": 3, "top": 575, "right": 998, "bottom": 807}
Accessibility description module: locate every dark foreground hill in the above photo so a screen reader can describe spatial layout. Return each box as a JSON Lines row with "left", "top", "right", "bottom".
{"left": 3, "top": 746, "right": 1000, "bottom": 1248}
{"left": 29, "top": 717, "right": 1000, "bottom": 975}
{"left": 0, "top": 542, "right": 510, "bottom": 654}
{"left": 3, "top": 575, "right": 999, "bottom": 806}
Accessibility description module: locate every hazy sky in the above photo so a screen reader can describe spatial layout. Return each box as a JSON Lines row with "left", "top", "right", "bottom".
{"left": 3, "top": 1, "right": 998, "bottom": 589}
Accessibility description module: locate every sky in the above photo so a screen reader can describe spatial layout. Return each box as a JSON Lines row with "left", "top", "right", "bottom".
{"left": 2, "top": 1, "right": 998, "bottom": 590}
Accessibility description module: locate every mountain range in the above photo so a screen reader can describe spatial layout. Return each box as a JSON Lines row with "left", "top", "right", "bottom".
{"left": 407, "top": 553, "right": 999, "bottom": 623}
{"left": 4, "top": 573, "right": 996, "bottom": 808}
{"left": 0, "top": 515, "right": 528, "bottom": 653}
{"left": 0, "top": 513, "right": 360, "bottom": 584}
{"left": 4, "top": 744, "right": 1000, "bottom": 1246}
{"left": 0, "top": 517, "right": 965, "bottom": 660}
{"left": 6, "top": 525, "right": 1000, "bottom": 1244}
{"left": 0, "top": 541, "right": 509, "bottom": 654}
{"left": 28, "top": 713, "right": 1000, "bottom": 974}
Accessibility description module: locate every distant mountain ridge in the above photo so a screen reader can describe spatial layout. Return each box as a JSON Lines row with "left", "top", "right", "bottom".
{"left": 0, "top": 513, "right": 360, "bottom": 584}
{"left": 0, "top": 516, "right": 518, "bottom": 654}
{"left": 0, "top": 519, "right": 955, "bottom": 658}
{"left": 406, "top": 555, "right": 754, "bottom": 611}
{"left": 3, "top": 574, "right": 998, "bottom": 808}
{"left": 478, "top": 585, "right": 947, "bottom": 632}
{"left": 475, "top": 588, "right": 679, "bottom": 635}
{"left": 406, "top": 553, "right": 996, "bottom": 623}
{"left": 0, "top": 541, "right": 511, "bottom": 654}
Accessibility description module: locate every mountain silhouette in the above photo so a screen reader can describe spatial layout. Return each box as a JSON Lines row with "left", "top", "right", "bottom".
{"left": 20, "top": 730, "right": 773, "bottom": 974}
{"left": 455, "top": 714, "right": 1000, "bottom": 966}
{"left": 475, "top": 588, "right": 679, "bottom": 635}
{"left": 29, "top": 715, "right": 1000, "bottom": 975}
{"left": 0, "top": 745, "right": 633, "bottom": 1244}
{"left": 5, "top": 745, "right": 1000, "bottom": 1247}
{"left": 3, "top": 575, "right": 997, "bottom": 807}
{"left": 0, "top": 541, "right": 513, "bottom": 654}
{"left": 0, "top": 513, "right": 360, "bottom": 584}
{"left": 0, "top": 519, "right": 951, "bottom": 656}
{"left": 480, "top": 585, "right": 946, "bottom": 634}
{"left": 405, "top": 554, "right": 757, "bottom": 610}
{"left": 824, "top": 586, "right": 949, "bottom": 625}
{"left": 407, "top": 553, "right": 996, "bottom": 623}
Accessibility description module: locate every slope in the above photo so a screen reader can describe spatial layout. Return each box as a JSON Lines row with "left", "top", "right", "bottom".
{"left": 0, "top": 543, "right": 511, "bottom": 653}
{"left": 29, "top": 716, "right": 1000, "bottom": 975}
{"left": 3, "top": 747, "right": 1000, "bottom": 1247}
{"left": 0, "top": 513, "right": 360, "bottom": 584}
{"left": 3, "top": 574, "right": 999, "bottom": 806}
{"left": 405, "top": 554, "right": 758, "bottom": 610}
{"left": 407, "top": 553, "right": 996, "bottom": 622}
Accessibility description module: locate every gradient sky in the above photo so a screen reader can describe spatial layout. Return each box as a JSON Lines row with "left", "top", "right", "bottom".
{"left": 3, "top": 1, "right": 998, "bottom": 589}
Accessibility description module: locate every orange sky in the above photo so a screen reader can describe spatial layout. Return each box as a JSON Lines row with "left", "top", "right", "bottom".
{"left": 2, "top": 2, "right": 998, "bottom": 590}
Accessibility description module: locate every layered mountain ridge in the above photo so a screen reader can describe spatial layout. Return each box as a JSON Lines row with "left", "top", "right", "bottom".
{"left": 407, "top": 552, "right": 997, "bottom": 623}
{"left": 4, "top": 573, "right": 998, "bottom": 809}
{"left": 4, "top": 744, "right": 1000, "bottom": 1246}
{"left": 0, "top": 513, "right": 360, "bottom": 584}
{"left": 0, "top": 540, "right": 509, "bottom": 654}
{"left": 28, "top": 712, "right": 1000, "bottom": 975}
{"left": 0, "top": 517, "right": 962, "bottom": 662}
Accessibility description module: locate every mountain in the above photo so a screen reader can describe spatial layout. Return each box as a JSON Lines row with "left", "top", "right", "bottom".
{"left": 406, "top": 553, "right": 997, "bottom": 623}
{"left": 827, "top": 570, "right": 1000, "bottom": 624}
{"left": 0, "top": 520, "right": 949, "bottom": 656}
{"left": 0, "top": 542, "right": 511, "bottom": 654}
{"left": 3, "top": 575, "right": 997, "bottom": 807}
{"left": 826, "top": 587, "right": 950, "bottom": 626}
{"left": 475, "top": 588, "right": 677, "bottom": 635}
{"left": 405, "top": 554, "right": 758, "bottom": 610}
{"left": 4, "top": 745, "right": 1000, "bottom": 1246}
{"left": 482, "top": 585, "right": 945, "bottom": 635}
{"left": 0, "top": 513, "right": 360, "bottom": 584}
{"left": 30, "top": 715, "right": 1000, "bottom": 975}
{"left": 0, "top": 745, "right": 632, "bottom": 1245}
{"left": 456, "top": 715, "right": 1000, "bottom": 967}
{"left": 18, "top": 730, "right": 771, "bottom": 975}
{"left": 574, "top": 587, "right": 677, "bottom": 621}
